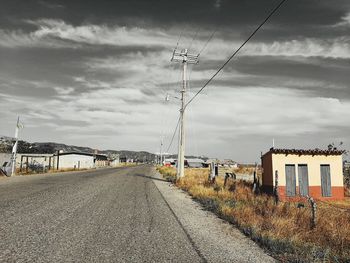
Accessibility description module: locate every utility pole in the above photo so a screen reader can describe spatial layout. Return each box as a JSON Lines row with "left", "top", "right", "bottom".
{"left": 171, "top": 48, "right": 199, "bottom": 179}
{"left": 11, "top": 116, "right": 23, "bottom": 176}
{"left": 160, "top": 137, "right": 163, "bottom": 166}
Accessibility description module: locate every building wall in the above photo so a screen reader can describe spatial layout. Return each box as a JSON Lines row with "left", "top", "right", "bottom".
{"left": 272, "top": 154, "right": 343, "bottom": 187}
{"left": 110, "top": 159, "right": 120, "bottom": 167}
{"left": 95, "top": 159, "right": 109, "bottom": 167}
{"left": 58, "top": 154, "right": 94, "bottom": 169}
{"left": 262, "top": 153, "right": 344, "bottom": 200}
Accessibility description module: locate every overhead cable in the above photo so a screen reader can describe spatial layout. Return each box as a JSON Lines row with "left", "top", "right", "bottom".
{"left": 185, "top": 0, "right": 288, "bottom": 108}
{"left": 166, "top": 114, "right": 181, "bottom": 153}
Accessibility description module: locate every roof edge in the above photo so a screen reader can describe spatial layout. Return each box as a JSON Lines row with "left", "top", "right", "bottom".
{"left": 263, "top": 147, "right": 345, "bottom": 157}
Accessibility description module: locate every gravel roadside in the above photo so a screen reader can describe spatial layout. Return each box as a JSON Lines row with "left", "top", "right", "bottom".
{"left": 152, "top": 169, "right": 276, "bottom": 263}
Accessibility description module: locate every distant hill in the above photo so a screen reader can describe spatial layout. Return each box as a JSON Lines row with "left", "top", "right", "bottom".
{"left": 0, "top": 136, "right": 156, "bottom": 162}
{"left": 0, "top": 136, "right": 208, "bottom": 162}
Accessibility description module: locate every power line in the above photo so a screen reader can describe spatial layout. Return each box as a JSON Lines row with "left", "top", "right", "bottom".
{"left": 185, "top": 0, "right": 288, "bottom": 108}
{"left": 198, "top": 28, "right": 217, "bottom": 57}
{"left": 174, "top": 27, "right": 185, "bottom": 51}
{"left": 166, "top": 114, "right": 181, "bottom": 153}
{"left": 188, "top": 27, "right": 200, "bottom": 50}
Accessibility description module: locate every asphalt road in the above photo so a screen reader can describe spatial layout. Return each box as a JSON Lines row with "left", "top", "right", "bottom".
{"left": 0, "top": 166, "right": 274, "bottom": 263}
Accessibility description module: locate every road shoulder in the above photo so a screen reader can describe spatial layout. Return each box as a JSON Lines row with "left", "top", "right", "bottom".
{"left": 152, "top": 170, "right": 276, "bottom": 263}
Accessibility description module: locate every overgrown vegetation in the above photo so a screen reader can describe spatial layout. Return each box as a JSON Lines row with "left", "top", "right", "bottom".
{"left": 157, "top": 166, "right": 350, "bottom": 262}
{"left": 345, "top": 167, "right": 350, "bottom": 196}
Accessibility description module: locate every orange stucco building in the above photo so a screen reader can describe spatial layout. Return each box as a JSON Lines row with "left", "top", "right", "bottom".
{"left": 261, "top": 148, "right": 345, "bottom": 200}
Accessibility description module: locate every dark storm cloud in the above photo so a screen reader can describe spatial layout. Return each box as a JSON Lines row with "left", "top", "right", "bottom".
{"left": 229, "top": 56, "right": 350, "bottom": 99}
{"left": 1, "top": 0, "right": 349, "bottom": 38}
{"left": 1, "top": 0, "right": 350, "bottom": 159}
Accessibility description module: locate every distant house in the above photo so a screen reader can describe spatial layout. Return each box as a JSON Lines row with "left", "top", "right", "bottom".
{"left": 54, "top": 152, "right": 108, "bottom": 169}
{"left": 186, "top": 158, "right": 205, "bottom": 168}
{"left": 164, "top": 158, "right": 176, "bottom": 167}
{"left": 344, "top": 161, "right": 350, "bottom": 170}
{"left": 219, "top": 159, "right": 238, "bottom": 168}
{"left": 110, "top": 154, "right": 120, "bottom": 167}
{"left": 261, "top": 148, "right": 345, "bottom": 200}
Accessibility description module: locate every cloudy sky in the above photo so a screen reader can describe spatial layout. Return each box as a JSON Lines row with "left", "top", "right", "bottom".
{"left": 1, "top": 0, "right": 350, "bottom": 162}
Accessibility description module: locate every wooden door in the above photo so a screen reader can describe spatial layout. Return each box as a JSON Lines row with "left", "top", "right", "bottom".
{"left": 298, "top": 164, "right": 309, "bottom": 196}
{"left": 285, "top": 164, "right": 296, "bottom": 196}
{"left": 320, "top": 165, "right": 332, "bottom": 197}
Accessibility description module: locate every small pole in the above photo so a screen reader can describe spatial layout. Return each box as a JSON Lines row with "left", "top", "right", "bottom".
{"left": 307, "top": 196, "right": 317, "bottom": 229}
{"left": 56, "top": 150, "right": 60, "bottom": 170}
{"left": 274, "top": 170, "right": 279, "bottom": 205}
{"left": 160, "top": 138, "right": 163, "bottom": 166}
{"left": 20, "top": 155, "right": 23, "bottom": 173}
{"left": 26, "top": 156, "right": 29, "bottom": 173}
{"left": 253, "top": 162, "right": 258, "bottom": 193}
{"left": 224, "top": 173, "right": 228, "bottom": 187}
{"left": 209, "top": 162, "right": 216, "bottom": 183}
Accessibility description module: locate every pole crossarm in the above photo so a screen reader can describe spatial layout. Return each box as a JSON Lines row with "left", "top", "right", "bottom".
{"left": 171, "top": 49, "right": 199, "bottom": 64}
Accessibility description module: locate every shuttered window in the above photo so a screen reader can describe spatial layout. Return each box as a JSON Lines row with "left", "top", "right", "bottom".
{"left": 285, "top": 164, "right": 296, "bottom": 196}
{"left": 320, "top": 164, "right": 332, "bottom": 197}
{"left": 298, "top": 164, "right": 309, "bottom": 196}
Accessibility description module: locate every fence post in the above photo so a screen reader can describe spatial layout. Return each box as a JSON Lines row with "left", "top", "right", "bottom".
{"left": 56, "top": 150, "right": 60, "bottom": 170}
{"left": 307, "top": 196, "right": 317, "bottom": 229}
{"left": 274, "top": 170, "right": 279, "bottom": 205}
{"left": 224, "top": 173, "right": 229, "bottom": 187}
{"left": 253, "top": 162, "right": 258, "bottom": 193}
{"left": 208, "top": 162, "right": 216, "bottom": 184}
{"left": 20, "top": 155, "right": 23, "bottom": 173}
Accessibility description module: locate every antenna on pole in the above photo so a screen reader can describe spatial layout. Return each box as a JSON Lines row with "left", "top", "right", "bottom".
{"left": 171, "top": 48, "right": 199, "bottom": 179}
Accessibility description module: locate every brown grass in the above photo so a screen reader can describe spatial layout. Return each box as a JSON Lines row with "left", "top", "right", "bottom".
{"left": 157, "top": 166, "right": 350, "bottom": 262}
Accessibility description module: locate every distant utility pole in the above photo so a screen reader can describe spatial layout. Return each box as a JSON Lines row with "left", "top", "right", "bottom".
{"left": 171, "top": 48, "right": 199, "bottom": 179}
{"left": 160, "top": 137, "right": 163, "bottom": 166}
{"left": 11, "top": 116, "right": 23, "bottom": 176}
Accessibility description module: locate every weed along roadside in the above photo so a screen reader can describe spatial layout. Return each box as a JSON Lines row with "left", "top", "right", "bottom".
{"left": 157, "top": 166, "right": 350, "bottom": 262}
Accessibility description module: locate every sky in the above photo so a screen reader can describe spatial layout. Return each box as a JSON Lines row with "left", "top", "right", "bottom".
{"left": 0, "top": 0, "right": 350, "bottom": 162}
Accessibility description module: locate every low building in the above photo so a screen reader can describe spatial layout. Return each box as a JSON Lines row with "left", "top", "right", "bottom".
{"left": 261, "top": 148, "right": 345, "bottom": 200}
{"left": 110, "top": 154, "right": 120, "bottom": 167}
{"left": 55, "top": 152, "right": 94, "bottom": 169}
{"left": 164, "top": 158, "right": 176, "bottom": 167}
{"left": 220, "top": 159, "right": 238, "bottom": 168}
{"left": 54, "top": 152, "right": 109, "bottom": 169}
{"left": 344, "top": 161, "right": 350, "bottom": 170}
{"left": 186, "top": 158, "right": 205, "bottom": 168}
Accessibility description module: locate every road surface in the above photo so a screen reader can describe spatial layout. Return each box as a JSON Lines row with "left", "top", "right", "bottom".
{"left": 0, "top": 166, "right": 274, "bottom": 262}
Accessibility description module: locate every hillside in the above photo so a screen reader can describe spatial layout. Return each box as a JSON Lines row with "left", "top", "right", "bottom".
{"left": 0, "top": 136, "right": 156, "bottom": 162}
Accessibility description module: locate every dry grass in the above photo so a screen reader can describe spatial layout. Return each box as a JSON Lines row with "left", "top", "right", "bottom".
{"left": 157, "top": 166, "right": 350, "bottom": 262}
